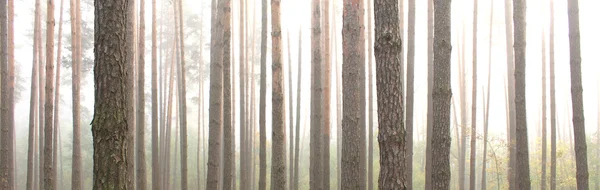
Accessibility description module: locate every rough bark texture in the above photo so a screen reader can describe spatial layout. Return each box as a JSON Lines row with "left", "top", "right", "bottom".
{"left": 206, "top": 0, "right": 225, "bottom": 188}
{"left": 43, "top": 0, "right": 56, "bottom": 187}
{"left": 424, "top": 0, "right": 434, "bottom": 188}
{"left": 406, "top": 0, "right": 415, "bottom": 188}
{"left": 469, "top": 0, "right": 478, "bottom": 189}
{"left": 431, "top": 0, "right": 452, "bottom": 189}
{"left": 136, "top": 0, "right": 147, "bottom": 188}
{"left": 311, "top": 0, "right": 324, "bottom": 189}
{"left": 322, "top": 0, "right": 332, "bottom": 188}
{"left": 0, "top": 0, "right": 13, "bottom": 187}
{"left": 341, "top": 0, "right": 366, "bottom": 189}
{"left": 503, "top": 0, "right": 517, "bottom": 188}
{"left": 70, "top": 0, "right": 82, "bottom": 188}
{"left": 373, "top": 0, "right": 407, "bottom": 189}
{"left": 259, "top": 0, "right": 268, "bottom": 188}
{"left": 26, "top": 1, "right": 41, "bottom": 188}
{"left": 567, "top": 0, "right": 589, "bottom": 188}
{"left": 513, "top": 0, "right": 530, "bottom": 189}
{"left": 293, "top": 30, "right": 302, "bottom": 190}
{"left": 92, "top": 0, "right": 134, "bottom": 188}
{"left": 151, "top": 0, "right": 159, "bottom": 188}
{"left": 270, "top": 0, "right": 286, "bottom": 189}
{"left": 222, "top": 0, "right": 232, "bottom": 188}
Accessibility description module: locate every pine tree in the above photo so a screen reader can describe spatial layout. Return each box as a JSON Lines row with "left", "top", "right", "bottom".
{"left": 270, "top": 0, "right": 286, "bottom": 188}
{"left": 137, "top": 0, "right": 147, "bottom": 188}
{"left": 310, "top": 0, "right": 323, "bottom": 189}
{"left": 406, "top": 0, "right": 416, "bottom": 187}
{"left": 151, "top": 0, "right": 160, "bottom": 188}
{"left": 222, "top": 0, "right": 233, "bottom": 187}
{"left": 513, "top": 0, "right": 530, "bottom": 189}
{"left": 43, "top": 0, "right": 57, "bottom": 187}
{"left": 26, "top": 0, "right": 42, "bottom": 187}
{"left": 70, "top": 0, "right": 83, "bottom": 188}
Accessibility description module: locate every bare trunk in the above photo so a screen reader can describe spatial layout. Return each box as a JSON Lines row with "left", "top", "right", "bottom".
{"left": 504, "top": 0, "right": 517, "bottom": 188}
{"left": 238, "top": 0, "right": 248, "bottom": 187}
{"left": 424, "top": 0, "right": 434, "bottom": 188}
{"left": 481, "top": 1, "right": 493, "bottom": 188}
{"left": 293, "top": 30, "right": 302, "bottom": 190}
{"left": 43, "top": 0, "right": 56, "bottom": 187}
{"left": 322, "top": 0, "right": 332, "bottom": 188}
{"left": 52, "top": 0, "right": 65, "bottom": 187}
{"left": 406, "top": 0, "right": 415, "bottom": 188}
{"left": 222, "top": 0, "right": 232, "bottom": 188}
{"left": 137, "top": 0, "right": 147, "bottom": 188}
{"left": 258, "top": 0, "right": 268, "bottom": 188}
{"left": 26, "top": 1, "right": 41, "bottom": 187}
{"left": 540, "top": 1, "right": 547, "bottom": 187}
{"left": 469, "top": 0, "right": 479, "bottom": 189}
{"left": 373, "top": 0, "right": 407, "bottom": 188}
{"left": 151, "top": 0, "right": 160, "bottom": 188}
{"left": 366, "top": 0, "right": 375, "bottom": 189}
{"left": 513, "top": 0, "right": 530, "bottom": 189}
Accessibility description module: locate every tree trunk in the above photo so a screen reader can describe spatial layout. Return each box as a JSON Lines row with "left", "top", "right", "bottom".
{"left": 26, "top": 0, "right": 42, "bottom": 187}
{"left": 341, "top": 0, "right": 366, "bottom": 189}
{"left": 238, "top": 0, "right": 248, "bottom": 187}
{"left": 163, "top": 43, "right": 176, "bottom": 190}
{"left": 38, "top": 5, "right": 46, "bottom": 186}
{"left": 0, "top": 0, "right": 9, "bottom": 185}
{"left": 52, "top": 0, "right": 65, "bottom": 186}
{"left": 322, "top": 0, "right": 332, "bottom": 188}
{"left": 221, "top": 0, "right": 232, "bottom": 188}
{"left": 567, "top": 0, "right": 589, "bottom": 188}
{"left": 481, "top": 1, "right": 493, "bottom": 188}
{"left": 92, "top": 0, "right": 134, "bottom": 188}
{"left": 424, "top": 0, "right": 434, "bottom": 188}
{"left": 259, "top": 0, "right": 268, "bottom": 188}
{"left": 373, "top": 0, "right": 407, "bottom": 189}
{"left": 151, "top": 0, "right": 159, "bottom": 188}
{"left": 174, "top": 0, "right": 189, "bottom": 188}
{"left": 293, "top": 30, "right": 302, "bottom": 190}
{"left": 43, "top": 0, "right": 56, "bottom": 187}
{"left": 287, "top": 31, "right": 295, "bottom": 190}
{"left": 270, "top": 0, "right": 286, "bottom": 188}
{"left": 513, "top": 0, "right": 530, "bottom": 189}
{"left": 366, "top": 0, "right": 374, "bottom": 189}
{"left": 503, "top": 0, "right": 517, "bottom": 188}
{"left": 431, "top": 0, "right": 452, "bottom": 189}
{"left": 540, "top": 2, "right": 547, "bottom": 188}
{"left": 469, "top": 0, "right": 479, "bottom": 189}
{"left": 406, "top": 0, "right": 415, "bottom": 188}
{"left": 136, "top": 0, "right": 147, "bottom": 188}
{"left": 70, "top": 0, "right": 82, "bottom": 188}
{"left": 206, "top": 0, "right": 225, "bottom": 187}
{"left": 311, "top": 0, "right": 324, "bottom": 189}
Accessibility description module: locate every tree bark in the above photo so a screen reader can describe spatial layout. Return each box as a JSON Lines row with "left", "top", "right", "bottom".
{"left": 69, "top": 0, "right": 82, "bottom": 188}
{"left": 0, "top": 0, "right": 8, "bottom": 187}
{"left": 567, "top": 0, "right": 589, "bottom": 188}
{"left": 238, "top": 0, "right": 248, "bottom": 187}
{"left": 406, "top": 0, "right": 415, "bottom": 188}
{"left": 431, "top": 0, "right": 452, "bottom": 189}
{"left": 259, "top": 0, "right": 268, "bottom": 188}
{"left": 341, "top": 0, "right": 366, "bottom": 189}
{"left": 137, "top": 0, "right": 147, "bottom": 188}
{"left": 373, "top": 0, "right": 407, "bottom": 189}
{"left": 270, "top": 0, "right": 286, "bottom": 189}
{"left": 92, "top": 0, "right": 134, "bottom": 188}
{"left": 52, "top": 0, "right": 65, "bottom": 187}
{"left": 221, "top": 0, "right": 232, "bottom": 188}
{"left": 469, "top": 0, "right": 479, "bottom": 189}
{"left": 174, "top": 0, "right": 189, "bottom": 188}
{"left": 43, "top": 0, "right": 57, "bottom": 187}
{"left": 322, "top": 0, "right": 332, "bottom": 188}
{"left": 513, "top": 0, "right": 530, "bottom": 189}
{"left": 310, "top": 0, "right": 324, "bottom": 189}
{"left": 424, "top": 0, "right": 434, "bottom": 188}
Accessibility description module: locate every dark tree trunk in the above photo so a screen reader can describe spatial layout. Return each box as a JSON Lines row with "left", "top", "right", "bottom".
{"left": 0, "top": 0, "right": 10, "bottom": 185}
{"left": 270, "top": 0, "right": 286, "bottom": 189}
{"left": 91, "top": 0, "right": 134, "bottom": 188}
{"left": 311, "top": 0, "right": 324, "bottom": 189}
{"left": 431, "top": 0, "right": 452, "bottom": 189}
{"left": 43, "top": 0, "right": 56, "bottom": 187}
{"left": 567, "top": 0, "right": 589, "bottom": 188}
{"left": 373, "top": 0, "right": 407, "bottom": 189}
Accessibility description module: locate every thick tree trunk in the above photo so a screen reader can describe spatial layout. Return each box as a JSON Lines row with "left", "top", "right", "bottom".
{"left": 151, "top": 0, "right": 159, "bottom": 188}
{"left": 206, "top": 0, "right": 225, "bottom": 188}
{"left": 259, "top": 0, "right": 268, "bottom": 188}
{"left": 0, "top": 0, "right": 9, "bottom": 185}
{"left": 322, "top": 0, "right": 332, "bottom": 188}
{"left": 513, "top": 0, "right": 530, "bottom": 189}
{"left": 373, "top": 0, "right": 407, "bottom": 189}
{"left": 137, "top": 0, "right": 147, "bottom": 188}
{"left": 341, "top": 0, "right": 366, "bottom": 189}
{"left": 43, "top": 0, "right": 56, "bottom": 187}
{"left": 270, "top": 0, "right": 286, "bottom": 189}
{"left": 406, "top": 0, "right": 415, "bottom": 188}
{"left": 222, "top": 0, "right": 232, "bottom": 188}
{"left": 92, "top": 0, "right": 134, "bottom": 188}
{"left": 293, "top": 30, "right": 302, "bottom": 190}
{"left": 431, "top": 0, "right": 452, "bottom": 189}
{"left": 310, "top": 0, "right": 324, "bottom": 189}
{"left": 26, "top": 1, "right": 41, "bottom": 188}
{"left": 567, "top": 0, "right": 589, "bottom": 188}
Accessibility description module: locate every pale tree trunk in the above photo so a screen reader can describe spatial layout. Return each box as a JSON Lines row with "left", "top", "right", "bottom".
{"left": 459, "top": 15, "right": 467, "bottom": 190}
{"left": 293, "top": 30, "right": 302, "bottom": 190}
{"left": 151, "top": 0, "right": 159, "bottom": 188}
{"left": 259, "top": 0, "right": 268, "bottom": 188}
{"left": 52, "top": 0, "right": 65, "bottom": 186}
{"left": 137, "top": 0, "right": 147, "bottom": 188}
{"left": 238, "top": 0, "right": 248, "bottom": 187}
{"left": 206, "top": 0, "right": 225, "bottom": 187}
{"left": 341, "top": 0, "right": 366, "bottom": 189}
{"left": 406, "top": 0, "right": 415, "bottom": 188}
{"left": 44, "top": 0, "right": 56, "bottom": 187}
{"left": 366, "top": 0, "right": 374, "bottom": 189}
{"left": 26, "top": 0, "right": 42, "bottom": 187}
{"left": 431, "top": 0, "right": 452, "bottom": 189}
{"left": 540, "top": 1, "right": 547, "bottom": 187}
{"left": 310, "top": 0, "right": 324, "bottom": 188}
{"left": 469, "top": 0, "right": 479, "bottom": 189}
{"left": 70, "top": 0, "right": 82, "bottom": 188}
{"left": 322, "top": 0, "right": 331, "bottom": 188}
{"left": 503, "top": 0, "right": 517, "bottom": 188}
{"left": 513, "top": 0, "right": 530, "bottom": 189}
{"left": 221, "top": 0, "right": 232, "bottom": 188}
{"left": 373, "top": 0, "right": 407, "bottom": 189}
{"left": 424, "top": 0, "right": 434, "bottom": 188}
{"left": 38, "top": 5, "right": 46, "bottom": 187}
{"left": 567, "top": 0, "right": 589, "bottom": 188}
{"left": 92, "top": 0, "right": 134, "bottom": 188}
{"left": 163, "top": 43, "right": 176, "bottom": 190}
{"left": 270, "top": 0, "right": 286, "bottom": 189}
{"left": 481, "top": 1, "right": 493, "bottom": 188}
{"left": 287, "top": 32, "right": 294, "bottom": 190}
{"left": 175, "top": 0, "right": 189, "bottom": 188}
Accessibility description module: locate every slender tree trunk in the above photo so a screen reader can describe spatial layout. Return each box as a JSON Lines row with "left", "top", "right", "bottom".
{"left": 43, "top": 0, "right": 57, "bottom": 187}
{"left": 38, "top": 5, "right": 46, "bottom": 187}
{"left": 541, "top": 2, "right": 548, "bottom": 188}
{"left": 373, "top": 0, "right": 407, "bottom": 189}
{"left": 0, "top": 0, "right": 9, "bottom": 185}
{"left": 481, "top": 1, "right": 493, "bottom": 188}
{"left": 424, "top": 0, "right": 434, "bottom": 188}
{"left": 69, "top": 0, "right": 82, "bottom": 187}
{"left": 341, "top": 0, "right": 366, "bottom": 189}
{"left": 222, "top": 0, "right": 233, "bottom": 187}
{"left": 163, "top": 43, "right": 176, "bottom": 190}
{"left": 27, "top": 1, "right": 42, "bottom": 187}
{"left": 469, "top": 0, "right": 479, "bottom": 189}
{"left": 238, "top": 0, "right": 248, "bottom": 187}
{"left": 310, "top": 0, "right": 324, "bottom": 189}
{"left": 322, "top": 0, "right": 332, "bottom": 188}
{"left": 406, "top": 0, "right": 415, "bottom": 188}
{"left": 174, "top": 0, "right": 189, "bottom": 188}
{"left": 287, "top": 31, "right": 295, "bottom": 190}
{"left": 151, "top": 0, "right": 160, "bottom": 188}
{"left": 259, "top": 0, "right": 268, "bottom": 188}
{"left": 270, "top": 0, "right": 286, "bottom": 189}
{"left": 206, "top": 0, "right": 225, "bottom": 187}
{"left": 366, "top": 0, "right": 375, "bottom": 189}
{"left": 504, "top": 0, "right": 517, "bottom": 188}
{"left": 513, "top": 0, "right": 530, "bottom": 189}
{"left": 431, "top": 0, "right": 452, "bottom": 189}
{"left": 52, "top": 0, "right": 65, "bottom": 187}
{"left": 567, "top": 0, "right": 589, "bottom": 188}
{"left": 92, "top": 0, "right": 134, "bottom": 188}
{"left": 137, "top": 0, "right": 147, "bottom": 188}
{"left": 293, "top": 30, "right": 302, "bottom": 190}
